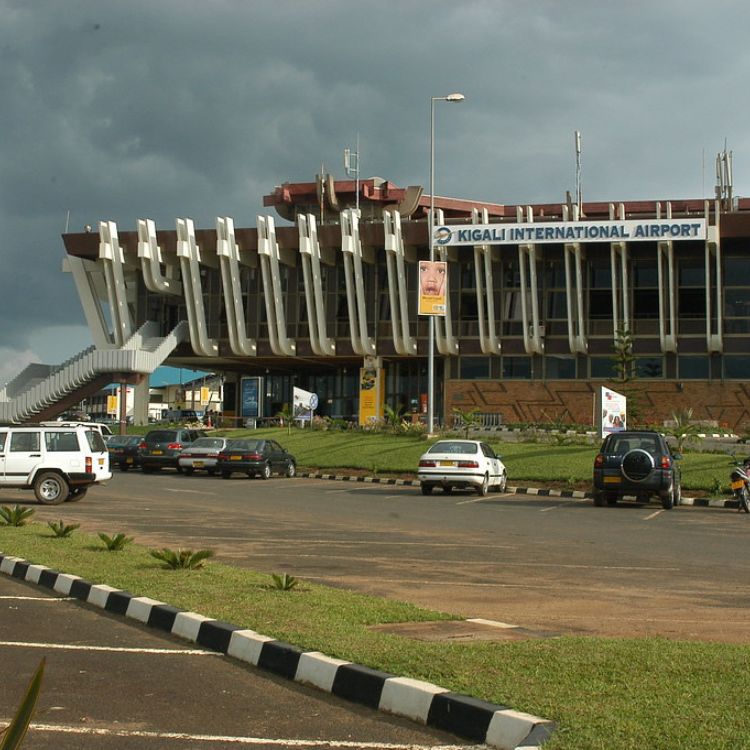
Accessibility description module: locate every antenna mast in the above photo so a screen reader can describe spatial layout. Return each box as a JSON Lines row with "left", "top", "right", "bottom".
{"left": 574, "top": 130, "right": 582, "bottom": 217}
{"left": 344, "top": 133, "right": 360, "bottom": 212}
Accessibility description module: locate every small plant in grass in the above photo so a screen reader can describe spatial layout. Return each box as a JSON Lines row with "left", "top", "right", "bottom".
{"left": 149, "top": 547, "right": 214, "bottom": 569}
{"left": 0, "top": 505, "right": 35, "bottom": 527}
{"left": 270, "top": 572, "right": 300, "bottom": 591}
{"left": 0, "top": 657, "right": 45, "bottom": 750}
{"left": 97, "top": 532, "right": 133, "bottom": 551}
{"left": 47, "top": 520, "right": 80, "bottom": 538}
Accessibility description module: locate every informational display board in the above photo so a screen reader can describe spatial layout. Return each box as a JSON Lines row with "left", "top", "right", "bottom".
{"left": 418, "top": 260, "right": 447, "bottom": 316}
{"left": 293, "top": 386, "right": 318, "bottom": 422}
{"left": 358, "top": 357, "right": 384, "bottom": 425}
{"left": 600, "top": 386, "right": 627, "bottom": 437}
{"left": 240, "top": 377, "right": 260, "bottom": 419}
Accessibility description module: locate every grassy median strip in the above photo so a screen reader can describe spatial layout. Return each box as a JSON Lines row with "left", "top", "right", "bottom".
{"left": 2, "top": 523, "right": 749, "bottom": 750}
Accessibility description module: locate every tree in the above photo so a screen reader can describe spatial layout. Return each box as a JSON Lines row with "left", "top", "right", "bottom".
{"left": 451, "top": 407, "right": 481, "bottom": 438}
{"left": 276, "top": 404, "right": 294, "bottom": 435}
{"left": 663, "top": 408, "right": 702, "bottom": 453}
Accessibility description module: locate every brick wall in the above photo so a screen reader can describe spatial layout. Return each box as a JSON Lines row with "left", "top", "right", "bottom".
{"left": 446, "top": 380, "right": 750, "bottom": 431}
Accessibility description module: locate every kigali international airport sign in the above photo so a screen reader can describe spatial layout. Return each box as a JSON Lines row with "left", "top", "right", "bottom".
{"left": 435, "top": 218, "right": 707, "bottom": 246}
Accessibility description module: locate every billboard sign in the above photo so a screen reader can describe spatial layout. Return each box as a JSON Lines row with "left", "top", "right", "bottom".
{"left": 418, "top": 260, "right": 447, "bottom": 316}
{"left": 600, "top": 386, "right": 627, "bottom": 438}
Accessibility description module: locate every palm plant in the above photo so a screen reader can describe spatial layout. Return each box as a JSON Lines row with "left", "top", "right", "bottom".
{"left": 0, "top": 506, "right": 35, "bottom": 527}
{"left": 276, "top": 404, "right": 294, "bottom": 435}
{"left": 664, "top": 408, "right": 702, "bottom": 453}
{"left": 0, "top": 658, "right": 45, "bottom": 750}
{"left": 149, "top": 547, "right": 214, "bottom": 569}
{"left": 451, "top": 407, "right": 481, "bottom": 438}
{"left": 98, "top": 532, "right": 133, "bottom": 551}
{"left": 47, "top": 520, "right": 80, "bottom": 538}
{"left": 270, "top": 572, "right": 300, "bottom": 591}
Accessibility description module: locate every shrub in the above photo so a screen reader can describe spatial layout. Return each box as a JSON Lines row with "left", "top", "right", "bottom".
{"left": 0, "top": 505, "right": 35, "bottom": 527}
{"left": 47, "top": 520, "right": 80, "bottom": 538}
{"left": 149, "top": 547, "right": 214, "bottom": 569}
{"left": 98, "top": 532, "right": 133, "bottom": 551}
{"left": 270, "top": 572, "right": 299, "bottom": 591}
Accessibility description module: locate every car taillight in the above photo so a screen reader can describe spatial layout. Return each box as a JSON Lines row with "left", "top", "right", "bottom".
{"left": 244, "top": 453, "right": 263, "bottom": 460}
{"left": 457, "top": 460, "right": 479, "bottom": 468}
{"left": 139, "top": 441, "right": 146, "bottom": 449}
{"left": 594, "top": 454, "right": 604, "bottom": 468}
{"left": 419, "top": 459, "right": 436, "bottom": 467}
{"left": 167, "top": 442, "right": 182, "bottom": 450}
{"left": 660, "top": 455, "right": 671, "bottom": 469}
{"left": 85, "top": 456, "right": 92, "bottom": 473}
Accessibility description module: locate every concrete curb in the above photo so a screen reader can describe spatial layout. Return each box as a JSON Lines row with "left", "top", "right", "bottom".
{"left": 0, "top": 552, "right": 555, "bottom": 750}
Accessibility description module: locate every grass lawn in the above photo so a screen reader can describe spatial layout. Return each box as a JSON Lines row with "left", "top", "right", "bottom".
{"left": 1, "top": 522, "right": 749, "bottom": 750}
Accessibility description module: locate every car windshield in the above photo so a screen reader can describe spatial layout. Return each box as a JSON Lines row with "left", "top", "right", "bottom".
{"left": 108, "top": 436, "right": 140, "bottom": 447}
{"left": 191, "top": 438, "right": 225, "bottom": 449}
{"left": 607, "top": 435, "right": 659, "bottom": 455}
{"left": 427, "top": 441, "right": 478, "bottom": 455}
{"left": 224, "top": 439, "right": 259, "bottom": 451}
{"left": 145, "top": 431, "right": 177, "bottom": 443}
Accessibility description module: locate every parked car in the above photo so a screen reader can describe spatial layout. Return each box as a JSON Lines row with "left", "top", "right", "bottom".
{"left": 217, "top": 439, "right": 296, "bottom": 479}
{"left": 177, "top": 437, "right": 230, "bottom": 475}
{"left": 107, "top": 434, "right": 143, "bottom": 471}
{"left": 140, "top": 428, "right": 206, "bottom": 472}
{"left": 0, "top": 423, "right": 111, "bottom": 504}
{"left": 593, "top": 430, "right": 682, "bottom": 509}
{"left": 417, "top": 439, "right": 507, "bottom": 496}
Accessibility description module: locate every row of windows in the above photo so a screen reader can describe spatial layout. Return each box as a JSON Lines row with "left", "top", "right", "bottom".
{"left": 457, "top": 355, "right": 749, "bottom": 380}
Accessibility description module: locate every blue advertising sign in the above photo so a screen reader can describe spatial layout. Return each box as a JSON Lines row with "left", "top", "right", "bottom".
{"left": 240, "top": 377, "right": 260, "bottom": 418}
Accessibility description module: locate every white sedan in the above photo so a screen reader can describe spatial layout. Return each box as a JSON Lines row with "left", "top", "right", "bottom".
{"left": 177, "top": 437, "right": 229, "bottom": 475}
{"left": 417, "top": 439, "right": 507, "bottom": 496}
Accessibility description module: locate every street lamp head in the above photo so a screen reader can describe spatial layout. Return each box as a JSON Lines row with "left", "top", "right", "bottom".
{"left": 445, "top": 93, "right": 465, "bottom": 102}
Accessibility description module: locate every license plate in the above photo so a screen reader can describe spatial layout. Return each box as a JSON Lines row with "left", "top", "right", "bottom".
{"left": 194, "top": 461, "right": 204, "bottom": 468}
{"left": 438, "top": 460, "right": 456, "bottom": 467}
{"left": 603, "top": 476, "right": 621, "bottom": 484}
{"left": 731, "top": 479, "right": 744, "bottom": 490}
{"left": 230, "top": 455, "right": 242, "bottom": 461}
{"left": 126, "top": 457, "right": 133, "bottom": 464}
{"left": 152, "top": 450, "right": 163, "bottom": 455}
{"left": 98, "top": 458, "right": 105, "bottom": 466}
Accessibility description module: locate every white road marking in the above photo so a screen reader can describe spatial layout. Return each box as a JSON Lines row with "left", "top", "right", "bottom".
{"left": 0, "top": 641, "right": 219, "bottom": 655}
{"left": 9, "top": 723, "right": 472, "bottom": 748}
{"left": 165, "top": 488, "right": 215, "bottom": 495}
{"left": 0, "top": 596, "right": 72, "bottom": 601}
{"left": 644, "top": 510, "right": 665, "bottom": 520}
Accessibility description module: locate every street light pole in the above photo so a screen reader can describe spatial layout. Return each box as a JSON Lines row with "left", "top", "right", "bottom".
{"left": 428, "top": 93, "right": 465, "bottom": 435}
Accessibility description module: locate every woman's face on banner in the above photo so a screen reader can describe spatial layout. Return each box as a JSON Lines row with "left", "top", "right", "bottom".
{"left": 419, "top": 261, "right": 446, "bottom": 296}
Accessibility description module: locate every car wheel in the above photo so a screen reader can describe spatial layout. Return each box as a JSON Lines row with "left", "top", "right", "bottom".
{"left": 476, "top": 474, "right": 489, "bottom": 497}
{"left": 120, "top": 463, "right": 129, "bottom": 472}
{"left": 183, "top": 467, "right": 194, "bottom": 476}
{"left": 142, "top": 465, "right": 155, "bottom": 473}
{"left": 65, "top": 487, "right": 87, "bottom": 502}
{"left": 420, "top": 483, "right": 433, "bottom": 496}
{"left": 221, "top": 471, "right": 231, "bottom": 479}
{"left": 286, "top": 461, "right": 296, "bottom": 478}
{"left": 175, "top": 465, "right": 183, "bottom": 474}
{"left": 593, "top": 492, "right": 606, "bottom": 507}
{"left": 207, "top": 469, "right": 216, "bottom": 476}
{"left": 661, "top": 485, "right": 675, "bottom": 510}
{"left": 496, "top": 471, "right": 507, "bottom": 492}
{"left": 261, "top": 462, "right": 272, "bottom": 480}
{"left": 443, "top": 486, "right": 453, "bottom": 495}
{"left": 606, "top": 495, "right": 618, "bottom": 506}
{"left": 673, "top": 481, "right": 681, "bottom": 507}
{"left": 34, "top": 472, "right": 68, "bottom": 505}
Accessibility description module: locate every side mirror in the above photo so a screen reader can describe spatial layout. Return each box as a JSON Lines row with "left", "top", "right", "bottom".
{"left": 672, "top": 452, "right": 682, "bottom": 461}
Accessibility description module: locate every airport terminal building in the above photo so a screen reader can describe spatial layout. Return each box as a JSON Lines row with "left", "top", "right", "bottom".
{"left": 59, "top": 175, "right": 750, "bottom": 430}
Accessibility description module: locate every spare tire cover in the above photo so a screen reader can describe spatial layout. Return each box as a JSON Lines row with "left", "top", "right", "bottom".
{"left": 621, "top": 449, "right": 655, "bottom": 482}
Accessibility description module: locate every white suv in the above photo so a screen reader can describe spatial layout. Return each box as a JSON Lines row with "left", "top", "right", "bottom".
{"left": 0, "top": 424, "right": 112, "bottom": 504}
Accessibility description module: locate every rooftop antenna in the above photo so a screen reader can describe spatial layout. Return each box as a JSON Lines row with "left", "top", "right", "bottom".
{"left": 344, "top": 133, "right": 360, "bottom": 212}
{"left": 574, "top": 130, "right": 582, "bottom": 217}
{"left": 715, "top": 139, "right": 733, "bottom": 208}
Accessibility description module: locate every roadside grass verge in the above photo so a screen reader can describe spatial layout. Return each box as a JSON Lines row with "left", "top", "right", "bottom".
{"left": 2, "top": 523, "right": 749, "bottom": 750}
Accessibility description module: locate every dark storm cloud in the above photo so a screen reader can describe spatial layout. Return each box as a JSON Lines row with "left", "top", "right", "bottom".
{"left": 1, "top": 0, "right": 749, "bottom": 371}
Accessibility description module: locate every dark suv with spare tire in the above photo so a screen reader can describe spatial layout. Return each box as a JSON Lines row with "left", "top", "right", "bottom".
{"left": 593, "top": 430, "right": 682, "bottom": 509}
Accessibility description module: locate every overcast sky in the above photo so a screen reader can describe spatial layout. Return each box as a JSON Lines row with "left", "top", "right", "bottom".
{"left": 1, "top": 0, "right": 749, "bottom": 385}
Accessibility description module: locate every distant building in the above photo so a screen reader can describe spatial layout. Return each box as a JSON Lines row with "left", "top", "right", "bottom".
{"left": 61, "top": 173, "right": 750, "bottom": 429}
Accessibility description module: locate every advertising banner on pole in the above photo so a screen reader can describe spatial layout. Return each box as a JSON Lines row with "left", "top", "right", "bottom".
{"left": 418, "top": 260, "right": 447, "bottom": 316}
{"left": 358, "top": 356, "right": 384, "bottom": 425}
{"left": 240, "top": 377, "right": 260, "bottom": 419}
{"left": 600, "top": 386, "right": 627, "bottom": 437}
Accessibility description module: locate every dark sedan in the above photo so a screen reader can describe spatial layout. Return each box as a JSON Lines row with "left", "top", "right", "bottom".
{"left": 107, "top": 434, "right": 143, "bottom": 471}
{"left": 217, "top": 439, "right": 296, "bottom": 479}
{"left": 140, "top": 428, "right": 206, "bottom": 472}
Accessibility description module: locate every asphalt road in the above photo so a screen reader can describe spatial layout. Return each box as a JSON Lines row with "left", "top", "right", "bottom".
{"left": 0, "top": 573, "right": 470, "bottom": 750}
{"left": 3, "top": 469, "right": 749, "bottom": 643}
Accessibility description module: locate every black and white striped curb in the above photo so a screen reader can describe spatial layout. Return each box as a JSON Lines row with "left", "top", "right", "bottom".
{"left": 299, "top": 472, "right": 589, "bottom": 499}
{"left": 0, "top": 552, "right": 554, "bottom": 750}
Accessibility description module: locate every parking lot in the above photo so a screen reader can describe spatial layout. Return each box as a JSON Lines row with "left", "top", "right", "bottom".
{"left": 3, "top": 470, "right": 749, "bottom": 643}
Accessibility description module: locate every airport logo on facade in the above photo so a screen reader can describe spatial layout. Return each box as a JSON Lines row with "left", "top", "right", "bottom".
{"left": 435, "top": 218, "right": 707, "bottom": 246}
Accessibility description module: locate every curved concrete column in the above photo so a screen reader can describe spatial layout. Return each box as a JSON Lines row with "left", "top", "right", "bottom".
{"left": 383, "top": 209, "right": 416, "bottom": 355}
{"left": 655, "top": 202, "right": 677, "bottom": 353}
{"left": 176, "top": 218, "right": 219, "bottom": 357}
{"left": 341, "top": 209, "right": 375, "bottom": 356}
{"left": 257, "top": 215, "right": 296, "bottom": 357}
{"left": 298, "top": 214, "right": 335, "bottom": 355}
{"left": 561, "top": 205, "right": 587, "bottom": 355}
{"left": 472, "top": 207, "right": 501, "bottom": 355}
{"left": 137, "top": 219, "right": 182, "bottom": 296}
{"left": 432, "top": 209, "right": 459, "bottom": 355}
{"left": 516, "top": 207, "right": 544, "bottom": 355}
{"left": 98, "top": 220, "right": 134, "bottom": 347}
{"left": 609, "top": 203, "right": 631, "bottom": 339}
{"left": 216, "top": 216, "right": 256, "bottom": 356}
{"left": 64, "top": 254, "right": 112, "bottom": 349}
{"left": 705, "top": 199, "right": 723, "bottom": 353}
